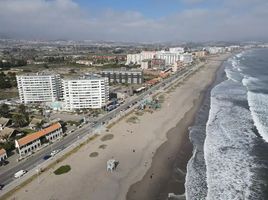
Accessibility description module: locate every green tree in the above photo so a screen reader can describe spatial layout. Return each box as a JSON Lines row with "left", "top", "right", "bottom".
{"left": 0, "top": 141, "right": 15, "bottom": 152}
{"left": 36, "top": 122, "right": 43, "bottom": 130}
{"left": 0, "top": 72, "right": 12, "bottom": 89}
{"left": 0, "top": 104, "right": 10, "bottom": 117}
{"left": 12, "top": 113, "right": 28, "bottom": 127}
{"left": 17, "top": 104, "right": 29, "bottom": 123}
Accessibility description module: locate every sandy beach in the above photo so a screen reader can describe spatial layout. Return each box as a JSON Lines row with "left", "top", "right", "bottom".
{"left": 6, "top": 53, "right": 230, "bottom": 200}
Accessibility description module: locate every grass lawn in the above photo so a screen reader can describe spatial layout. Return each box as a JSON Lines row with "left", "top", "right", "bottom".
{"left": 0, "top": 89, "right": 18, "bottom": 100}
{"left": 54, "top": 165, "right": 71, "bottom": 175}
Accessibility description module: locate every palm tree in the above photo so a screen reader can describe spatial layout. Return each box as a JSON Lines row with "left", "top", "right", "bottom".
{"left": 12, "top": 113, "right": 27, "bottom": 128}
{"left": 36, "top": 122, "right": 43, "bottom": 130}
{"left": 0, "top": 103, "right": 10, "bottom": 118}
{"left": 17, "top": 104, "right": 29, "bottom": 123}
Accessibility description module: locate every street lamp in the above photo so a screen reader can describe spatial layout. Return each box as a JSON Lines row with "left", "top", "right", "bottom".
{"left": 36, "top": 165, "right": 40, "bottom": 184}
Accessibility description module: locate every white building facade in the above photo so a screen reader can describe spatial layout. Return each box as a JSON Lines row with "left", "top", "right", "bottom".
{"left": 180, "top": 53, "right": 193, "bottom": 64}
{"left": 63, "top": 76, "right": 109, "bottom": 110}
{"left": 126, "top": 51, "right": 156, "bottom": 65}
{"left": 15, "top": 123, "right": 63, "bottom": 157}
{"left": 156, "top": 51, "right": 181, "bottom": 65}
{"left": 169, "top": 47, "right": 184, "bottom": 54}
{"left": 16, "top": 73, "right": 62, "bottom": 104}
{"left": 126, "top": 54, "right": 142, "bottom": 65}
{"left": 207, "top": 47, "right": 226, "bottom": 54}
{"left": 140, "top": 51, "right": 156, "bottom": 60}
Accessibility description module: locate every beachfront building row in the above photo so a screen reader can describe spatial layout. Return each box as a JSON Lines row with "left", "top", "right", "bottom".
{"left": 100, "top": 68, "right": 144, "bottom": 84}
{"left": 141, "top": 58, "right": 166, "bottom": 70}
{"left": 15, "top": 123, "right": 63, "bottom": 157}
{"left": 126, "top": 51, "right": 156, "bottom": 65}
{"left": 206, "top": 47, "right": 226, "bottom": 54}
{"left": 16, "top": 74, "right": 110, "bottom": 110}
{"left": 155, "top": 51, "right": 181, "bottom": 65}
{"left": 169, "top": 47, "right": 185, "bottom": 54}
{"left": 16, "top": 73, "right": 62, "bottom": 104}
{"left": 62, "top": 76, "right": 109, "bottom": 110}
{"left": 0, "top": 148, "right": 7, "bottom": 163}
{"left": 126, "top": 49, "right": 192, "bottom": 66}
{"left": 180, "top": 53, "right": 193, "bottom": 64}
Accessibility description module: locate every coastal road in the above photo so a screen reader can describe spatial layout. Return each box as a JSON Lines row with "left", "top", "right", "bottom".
{"left": 0, "top": 63, "right": 199, "bottom": 189}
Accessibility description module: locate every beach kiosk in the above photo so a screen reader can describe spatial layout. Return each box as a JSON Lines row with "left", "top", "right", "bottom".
{"left": 107, "top": 159, "right": 116, "bottom": 172}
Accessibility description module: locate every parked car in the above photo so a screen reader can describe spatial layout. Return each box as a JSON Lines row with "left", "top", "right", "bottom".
{"left": 0, "top": 160, "right": 9, "bottom": 166}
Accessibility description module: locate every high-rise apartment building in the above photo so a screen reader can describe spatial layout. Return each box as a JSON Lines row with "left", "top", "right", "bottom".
{"left": 16, "top": 73, "right": 62, "bottom": 104}
{"left": 62, "top": 76, "right": 109, "bottom": 110}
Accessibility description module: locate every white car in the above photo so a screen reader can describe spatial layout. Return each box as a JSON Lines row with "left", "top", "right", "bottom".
{"left": 50, "top": 149, "right": 60, "bottom": 157}
{"left": 14, "top": 170, "right": 27, "bottom": 178}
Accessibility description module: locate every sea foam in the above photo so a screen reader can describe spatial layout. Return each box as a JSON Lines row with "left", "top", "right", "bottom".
{"left": 204, "top": 80, "right": 259, "bottom": 200}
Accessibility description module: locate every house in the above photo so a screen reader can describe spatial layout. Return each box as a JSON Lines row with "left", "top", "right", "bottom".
{"left": 15, "top": 123, "right": 63, "bottom": 157}
{"left": 0, "top": 127, "right": 17, "bottom": 142}
{"left": 0, "top": 148, "right": 7, "bottom": 163}
{"left": 0, "top": 117, "right": 11, "bottom": 130}
{"left": 29, "top": 118, "right": 43, "bottom": 130}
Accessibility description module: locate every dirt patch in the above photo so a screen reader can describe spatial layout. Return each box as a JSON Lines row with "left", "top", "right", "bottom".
{"left": 135, "top": 111, "right": 144, "bottom": 116}
{"left": 126, "top": 116, "right": 139, "bottom": 124}
{"left": 99, "top": 144, "right": 107, "bottom": 149}
{"left": 101, "top": 134, "right": 114, "bottom": 141}
{"left": 89, "top": 152, "right": 99, "bottom": 157}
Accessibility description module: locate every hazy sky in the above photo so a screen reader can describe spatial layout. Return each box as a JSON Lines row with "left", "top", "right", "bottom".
{"left": 0, "top": 0, "right": 268, "bottom": 42}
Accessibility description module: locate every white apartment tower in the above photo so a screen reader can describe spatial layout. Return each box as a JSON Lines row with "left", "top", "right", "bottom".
{"left": 126, "top": 54, "right": 142, "bottom": 65}
{"left": 62, "top": 76, "right": 109, "bottom": 110}
{"left": 180, "top": 53, "right": 193, "bottom": 64}
{"left": 16, "top": 73, "right": 62, "bottom": 104}
{"left": 156, "top": 51, "right": 181, "bottom": 65}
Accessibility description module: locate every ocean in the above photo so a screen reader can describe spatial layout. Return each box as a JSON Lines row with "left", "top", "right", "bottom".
{"left": 185, "top": 48, "right": 268, "bottom": 200}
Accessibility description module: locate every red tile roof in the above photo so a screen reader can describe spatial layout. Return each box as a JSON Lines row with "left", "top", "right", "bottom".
{"left": 0, "top": 148, "right": 6, "bottom": 156}
{"left": 17, "top": 123, "right": 62, "bottom": 147}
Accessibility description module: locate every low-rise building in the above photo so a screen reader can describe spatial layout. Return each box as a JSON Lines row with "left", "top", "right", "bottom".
{"left": 172, "top": 61, "right": 184, "bottom": 72}
{"left": 141, "top": 59, "right": 165, "bottom": 70}
{"left": 0, "top": 148, "right": 7, "bottom": 163}
{"left": 0, "top": 127, "right": 17, "bottom": 142}
{"left": 29, "top": 118, "right": 43, "bottom": 130}
{"left": 0, "top": 117, "right": 11, "bottom": 131}
{"left": 101, "top": 68, "right": 144, "bottom": 84}
{"left": 15, "top": 123, "right": 63, "bottom": 157}
{"left": 194, "top": 51, "right": 207, "bottom": 58}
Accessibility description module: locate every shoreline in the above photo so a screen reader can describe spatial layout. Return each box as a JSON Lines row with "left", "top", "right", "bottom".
{"left": 5, "top": 54, "right": 231, "bottom": 200}
{"left": 127, "top": 54, "right": 232, "bottom": 200}
{"left": 127, "top": 96, "right": 203, "bottom": 200}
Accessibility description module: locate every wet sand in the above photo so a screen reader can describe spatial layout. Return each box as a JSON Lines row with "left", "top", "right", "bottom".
{"left": 127, "top": 54, "right": 231, "bottom": 200}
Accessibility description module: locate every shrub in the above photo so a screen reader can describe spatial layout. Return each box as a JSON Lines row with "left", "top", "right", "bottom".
{"left": 54, "top": 165, "right": 71, "bottom": 175}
